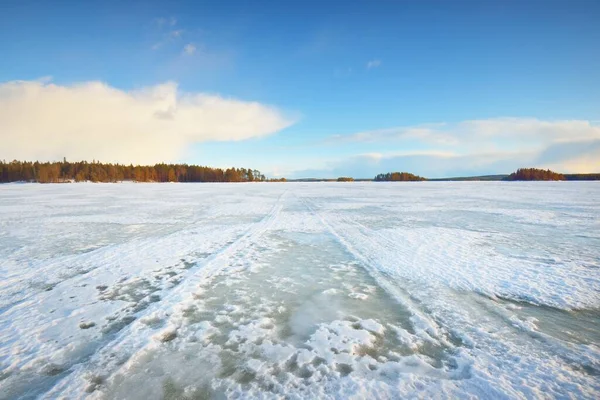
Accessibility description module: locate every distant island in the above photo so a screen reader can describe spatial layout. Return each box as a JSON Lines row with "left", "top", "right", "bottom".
{"left": 374, "top": 172, "right": 427, "bottom": 182}
{"left": 374, "top": 168, "right": 600, "bottom": 182}
{"left": 503, "top": 168, "right": 600, "bottom": 181}
{"left": 504, "top": 168, "right": 565, "bottom": 181}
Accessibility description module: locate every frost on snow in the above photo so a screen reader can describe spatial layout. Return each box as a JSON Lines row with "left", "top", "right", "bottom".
{"left": 0, "top": 182, "right": 599, "bottom": 399}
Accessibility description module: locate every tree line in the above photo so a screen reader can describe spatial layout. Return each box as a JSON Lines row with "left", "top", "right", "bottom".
{"left": 374, "top": 172, "right": 427, "bottom": 181}
{"left": 0, "top": 159, "right": 270, "bottom": 183}
{"left": 504, "top": 168, "right": 565, "bottom": 181}
{"left": 564, "top": 173, "right": 600, "bottom": 181}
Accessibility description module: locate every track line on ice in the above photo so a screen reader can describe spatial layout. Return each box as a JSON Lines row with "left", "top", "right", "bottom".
{"left": 295, "top": 194, "right": 450, "bottom": 346}
{"left": 294, "top": 193, "right": 600, "bottom": 398}
{"left": 323, "top": 201, "right": 600, "bottom": 376}
{"left": 42, "top": 190, "right": 289, "bottom": 398}
{"left": 1, "top": 218, "right": 217, "bottom": 316}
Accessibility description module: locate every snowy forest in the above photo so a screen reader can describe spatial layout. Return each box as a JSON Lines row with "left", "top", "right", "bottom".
{"left": 0, "top": 160, "right": 267, "bottom": 183}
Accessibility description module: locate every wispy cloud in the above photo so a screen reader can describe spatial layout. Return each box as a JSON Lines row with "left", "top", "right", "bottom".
{"left": 306, "top": 118, "right": 600, "bottom": 178}
{"left": 36, "top": 75, "right": 53, "bottom": 84}
{"left": 290, "top": 150, "right": 535, "bottom": 179}
{"left": 155, "top": 17, "right": 177, "bottom": 28}
{"left": 296, "top": 28, "right": 341, "bottom": 57}
{"left": 366, "top": 59, "right": 382, "bottom": 69}
{"left": 331, "top": 118, "right": 600, "bottom": 148}
{"left": 0, "top": 80, "right": 296, "bottom": 164}
{"left": 327, "top": 123, "right": 454, "bottom": 145}
{"left": 183, "top": 43, "right": 196, "bottom": 55}
{"left": 151, "top": 16, "right": 184, "bottom": 50}
{"left": 333, "top": 67, "right": 353, "bottom": 79}
{"left": 152, "top": 29, "right": 185, "bottom": 50}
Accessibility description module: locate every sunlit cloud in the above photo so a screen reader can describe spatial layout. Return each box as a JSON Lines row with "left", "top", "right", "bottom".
{"left": 289, "top": 150, "right": 533, "bottom": 179}
{"left": 333, "top": 118, "right": 600, "bottom": 147}
{"left": 304, "top": 118, "right": 600, "bottom": 178}
{"left": 0, "top": 80, "right": 295, "bottom": 164}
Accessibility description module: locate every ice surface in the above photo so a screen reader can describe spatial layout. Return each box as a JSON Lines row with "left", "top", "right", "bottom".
{"left": 0, "top": 182, "right": 599, "bottom": 399}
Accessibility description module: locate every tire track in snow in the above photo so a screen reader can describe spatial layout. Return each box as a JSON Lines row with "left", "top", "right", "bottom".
{"left": 53, "top": 191, "right": 468, "bottom": 399}
{"left": 295, "top": 194, "right": 451, "bottom": 346}
{"left": 0, "top": 191, "right": 271, "bottom": 317}
{"left": 40, "top": 190, "right": 288, "bottom": 399}
{"left": 319, "top": 200, "right": 600, "bottom": 377}
{"left": 1, "top": 214, "right": 226, "bottom": 316}
{"left": 0, "top": 215, "right": 260, "bottom": 395}
{"left": 295, "top": 193, "right": 600, "bottom": 398}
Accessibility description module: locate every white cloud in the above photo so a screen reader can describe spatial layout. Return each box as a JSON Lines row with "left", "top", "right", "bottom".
{"left": 545, "top": 153, "right": 600, "bottom": 173}
{"left": 289, "top": 150, "right": 535, "bottom": 179}
{"left": 360, "top": 150, "right": 458, "bottom": 160}
{"left": 155, "top": 17, "right": 177, "bottom": 28}
{"left": 36, "top": 75, "right": 53, "bottom": 84}
{"left": 152, "top": 30, "right": 185, "bottom": 50}
{"left": 366, "top": 59, "right": 381, "bottom": 69}
{"left": 330, "top": 123, "right": 455, "bottom": 145}
{"left": 170, "top": 30, "right": 183, "bottom": 38}
{"left": 310, "top": 118, "right": 600, "bottom": 178}
{"left": 183, "top": 43, "right": 196, "bottom": 55}
{"left": 0, "top": 80, "right": 295, "bottom": 164}
{"left": 335, "top": 118, "right": 600, "bottom": 149}
{"left": 457, "top": 118, "right": 600, "bottom": 142}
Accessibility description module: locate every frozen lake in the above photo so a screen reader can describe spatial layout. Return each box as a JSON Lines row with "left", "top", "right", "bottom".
{"left": 0, "top": 182, "right": 599, "bottom": 399}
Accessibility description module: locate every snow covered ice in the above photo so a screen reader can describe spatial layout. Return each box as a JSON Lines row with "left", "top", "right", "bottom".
{"left": 0, "top": 182, "right": 599, "bottom": 399}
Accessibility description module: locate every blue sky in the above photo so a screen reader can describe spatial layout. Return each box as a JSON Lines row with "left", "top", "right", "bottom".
{"left": 1, "top": 0, "right": 599, "bottom": 178}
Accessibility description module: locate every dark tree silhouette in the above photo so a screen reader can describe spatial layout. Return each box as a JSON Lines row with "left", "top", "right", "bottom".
{"left": 564, "top": 173, "right": 600, "bottom": 181}
{"left": 0, "top": 160, "right": 273, "bottom": 183}
{"left": 374, "top": 172, "right": 426, "bottom": 181}
{"left": 505, "top": 168, "right": 565, "bottom": 181}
